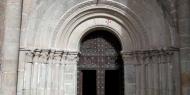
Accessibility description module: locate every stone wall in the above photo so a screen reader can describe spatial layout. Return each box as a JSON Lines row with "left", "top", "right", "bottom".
{"left": 20, "top": 0, "right": 87, "bottom": 49}
{"left": 0, "top": 0, "right": 5, "bottom": 49}
{"left": 20, "top": 0, "right": 176, "bottom": 50}
{"left": 177, "top": 0, "right": 190, "bottom": 95}
{"left": 0, "top": 0, "right": 189, "bottom": 95}
{"left": 0, "top": 0, "right": 5, "bottom": 93}
{"left": 0, "top": 0, "right": 22, "bottom": 95}
{"left": 112, "top": 0, "right": 178, "bottom": 48}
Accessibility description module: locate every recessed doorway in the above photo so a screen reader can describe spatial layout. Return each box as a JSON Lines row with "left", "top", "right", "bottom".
{"left": 77, "top": 30, "right": 124, "bottom": 95}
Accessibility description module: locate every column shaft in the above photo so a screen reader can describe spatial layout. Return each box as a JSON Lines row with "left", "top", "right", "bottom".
{"left": 1, "top": 0, "right": 22, "bottom": 95}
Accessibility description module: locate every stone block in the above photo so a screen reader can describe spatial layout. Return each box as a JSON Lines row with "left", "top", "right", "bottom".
{"left": 177, "top": 0, "right": 190, "bottom": 19}
{"left": 1, "top": 73, "right": 17, "bottom": 87}
{"left": 179, "top": 19, "right": 190, "bottom": 36}
{"left": 181, "top": 62, "right": 190, "bottom": 73}
{"left": 180, "top": 49, "right": 190, "bottom": 61}
{"left": 64, "top": 83, "right": 75, "bottom": 95}
{"left": 183, "top": 87, "right": 190, "bottom": 95}
{"left": 124, "top": 64, "right": 136, "bottom": 83}
{"left": 125, "top": 84, "right": 136, "bottom": 95}
{"left": 64, "top": 73, "right": 74, "bottom": 82}
{"left": 64, "top": 64, "right": 76, "bottom": 73}
{"left": 0, "top": 89, "right": 16, "bottom": 95}
{"left": 1, "top": 42, "right": 19, "bottom": 59}
{"left": 180, "top": 36, "right": 190, "bottom": 48}
{"left": 1, "top": 60, "right": 18, "bottom": 72}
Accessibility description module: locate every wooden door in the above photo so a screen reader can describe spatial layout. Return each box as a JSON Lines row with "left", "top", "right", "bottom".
{"left": 77, "top": 31, "right": 123, "bottom": 95}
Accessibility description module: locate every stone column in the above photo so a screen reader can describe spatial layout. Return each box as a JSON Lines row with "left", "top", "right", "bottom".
{"left": 16, "top": 49, "right": 79, "bottom": 95}
{"left": 172, "top": 49, "right": 181, "bottom": 95}
{"left": 64, "top": 52, "right": 79, "bottom": 95}
{"left": 177, "top": 0, "right": 190, "bottom": 95}
{"left": 122, "top": 49, "right": 180, "bottom": 95}
{"left": 122, "top": 52, "right": 137, "bottom": 95}
{"left": 17, "top": 49, "right": 34, "bottom": 95}
{"left": 0, "top": 0, "right": 22, "bottom": 95}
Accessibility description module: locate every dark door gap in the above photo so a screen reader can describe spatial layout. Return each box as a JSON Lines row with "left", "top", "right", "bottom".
{"left": 82, "top": 70, "right": 96, "bottom": 95}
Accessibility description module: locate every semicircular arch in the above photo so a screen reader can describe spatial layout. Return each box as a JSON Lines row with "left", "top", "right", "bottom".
{"left": 53, "top": 1, "right": 150, "bottom": 52}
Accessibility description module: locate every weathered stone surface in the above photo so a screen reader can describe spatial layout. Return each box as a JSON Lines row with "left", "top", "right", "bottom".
{"left": 20, "top": 0, "right": 87, "bottom": 49}
{"left": 0, "top": 2, "right": 5, "bottom": 91}
{"left": 0, "top": 0, "right": 22, "bottom": 95}
{"left": 0, "top": 0, "right": 189, "bottom": 95}
{"left": 177, "top": 0, "right": 190, "bottom": 19}
{"left": 16, "top": 50, "right": 78, "bottom": 95}
{"left": 178, "top": 19, "right": 190, "bottom": 36}
{"left": 113, "top": 0, "right": 174, "bottom": 48}
{"left": 124, "top": 64, "right": 136, "bottom": 83}
{"left": 177, "top": 0, "right": 190, "bottom": 95}
{"left": 0, "top": 0, "right": 5, "bottom": 50}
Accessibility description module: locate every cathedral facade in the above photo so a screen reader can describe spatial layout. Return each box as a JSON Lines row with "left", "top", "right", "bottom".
{"left": 0, "top": 0, "right": 190, "bottom": 95}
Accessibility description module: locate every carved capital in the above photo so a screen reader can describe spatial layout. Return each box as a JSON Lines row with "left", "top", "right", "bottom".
{"left": 121, "top": 48, "right": 179, "bottom": 65}
{"left": 61, "top": 52, "right": 67, "bottom": 64}
{"left": 22, "top": 49, "right": 80, "bottom": 64}
{"left": 121, "top": 52, "right": 133, "bottom": 61}
{"left": 39, "top": 50, "right": 49, "bottom": 63}
{"left": 25, "top": 51, "right": 34, "bottom": 63}
{"left": 65, "top": 52, "right": 79, "bottom": 64}
{"left": 121, "top": 52, "right": 138, "bottom": 64}
{"left": 53, "top": 51, "right": 63, "bottom": 64}
{"left": 47, "top": 50, "right": 55, "bottom": 64}
{"left": 33, "top": 49, "right": 41, "bottom": 63}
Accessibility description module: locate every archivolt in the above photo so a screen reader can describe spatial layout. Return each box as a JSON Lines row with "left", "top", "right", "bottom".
{"left": 53, "top": 1, "right": 149, "bottom": 52}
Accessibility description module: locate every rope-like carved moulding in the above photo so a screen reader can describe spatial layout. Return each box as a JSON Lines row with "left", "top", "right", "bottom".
{"left": 22, "top": 49, "right": 79, "bottom": 65}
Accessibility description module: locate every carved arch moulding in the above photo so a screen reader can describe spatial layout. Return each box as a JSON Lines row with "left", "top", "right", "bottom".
{"left": 51, "top": 0, "right": 150, "bottom": 53}
{"left": 20, "top": 0, "right": 179, "bottom": 53}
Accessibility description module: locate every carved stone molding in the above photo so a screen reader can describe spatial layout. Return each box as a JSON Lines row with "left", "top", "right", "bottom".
{"left": 23, "top": 49, "right": 79, "bottom": 64}
{"left": 25, "top": 50, "right": 34, "bottom": 63}
{"left": 39, "top": 50, "right": 49, "bottom": 63}
{"left": 121, "top": 48, "right": 179, "bottom": 65}
{"left": 52, "top": 51, "right": 63, "bottom": 64}
{"left": 47, "top": 50, "right": 55, "bottom": 64}
{"left": 32, "top": 50, "right": 41, "bottom": 63}
{"left": 64, "top": 52, "right": 79, "bottom": 64}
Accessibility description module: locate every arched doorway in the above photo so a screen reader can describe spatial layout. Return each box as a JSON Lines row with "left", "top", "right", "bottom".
{"left": 77, "top": 30, "right": 124, "bottom": 95}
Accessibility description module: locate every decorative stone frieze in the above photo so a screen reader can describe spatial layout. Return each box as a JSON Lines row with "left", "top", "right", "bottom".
{"left": 23, "top": 49, "right": 79, "bottom": 64}
{"left": 65, "top": 52, "right": 79, "bottom": 64}
{"left": 25, "top": 50, "right": 34, "bottom": 63}
{"left": 52, "top": 51, "right": 63, "bottom": 64}
{"left": 121, "top": 48, "right": 179, "bottom": 65}
{"left": 39, "top": 50, "right": 49, "bottom": 63}
{"left": 32, "top": 49, "right": 41, "bottom": 63}
{"left": 48, "top": 50, "right": 55, "bottom": 64}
